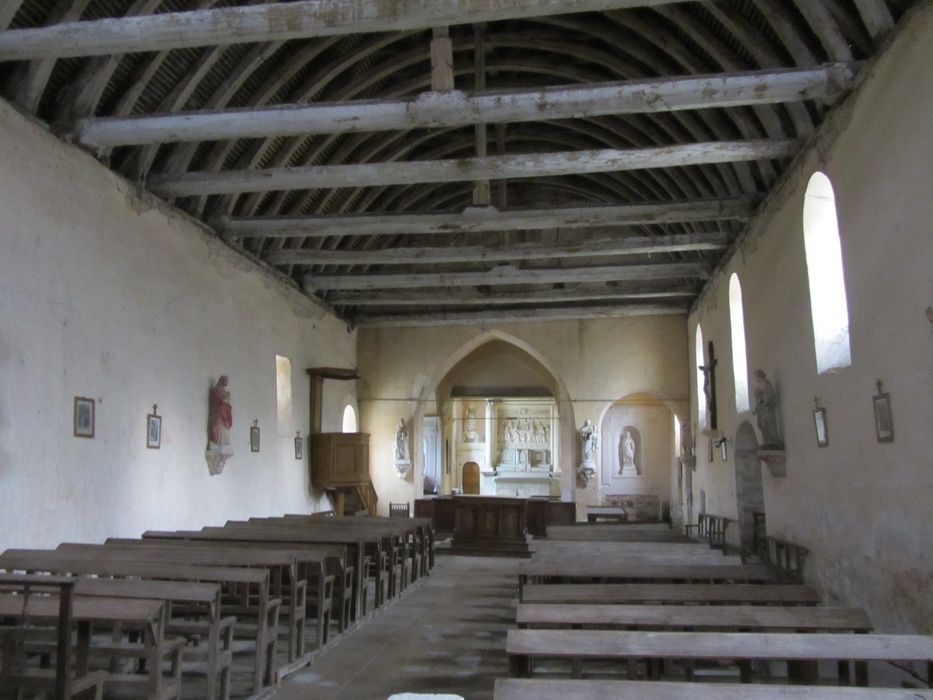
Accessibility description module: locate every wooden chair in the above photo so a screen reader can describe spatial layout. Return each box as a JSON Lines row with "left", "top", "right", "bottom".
{"left": 389, "top": 502, "right": 410, "bottom": 518}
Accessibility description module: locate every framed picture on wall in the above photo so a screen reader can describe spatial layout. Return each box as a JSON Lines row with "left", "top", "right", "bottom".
{"left": 872, "top": 385, "right": 894, "bottom": 443}
{"left": 813, "top": 407, "right": 828, "bottom": 448}
{"left": 250, "top": 422, "right": 260, "bottom": 453}
{"left": 146, "top": 405, "right": 161, "bottom": 449}
{"left": 74, "top": 396, "right": 95, "bottom": 438}
{"left": 294, "top": 432, "right": 303, "bottom": 460}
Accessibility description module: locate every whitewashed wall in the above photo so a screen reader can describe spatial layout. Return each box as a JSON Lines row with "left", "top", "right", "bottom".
{"left": 687, "top": 4, "right": 933, "bottom": 633}
{"left": 0, "top": 100, "right": 356, "bottom": 549}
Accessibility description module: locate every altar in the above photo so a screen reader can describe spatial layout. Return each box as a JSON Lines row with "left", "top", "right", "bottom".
{"left": 451, "top": 398, "right": 559, "bottom": 497}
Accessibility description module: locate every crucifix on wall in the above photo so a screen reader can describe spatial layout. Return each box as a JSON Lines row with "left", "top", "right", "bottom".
{"left": 699, "top": 341, "right": 718, "bottom": 432}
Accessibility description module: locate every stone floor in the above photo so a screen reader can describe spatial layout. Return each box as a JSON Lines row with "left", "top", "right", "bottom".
{"left": 277, "top": 555, "right": 519, "bottom": 700}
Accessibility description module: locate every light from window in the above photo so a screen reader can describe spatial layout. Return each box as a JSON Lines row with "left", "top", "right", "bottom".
{"left": 728, "top": 274, "right": 750, "bottom": 412}
{"left": 275, "top": 355, "right": 292, "bottom": 435}
{"left": 342, "top": 404, "right": 357, "bottom": 433}
{"left": 803, "top": 172, "right": 852, "bottom": 374}
{"left": 673, "top": 414, "right": 682, "bottom": 456}
{"left": 695, "top": 325, "right": 707, "bottom": 430}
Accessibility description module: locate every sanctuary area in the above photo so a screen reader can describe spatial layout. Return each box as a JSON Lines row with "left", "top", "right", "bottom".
{"left": 0, "top": 0, "right": 930, "bottom": 698}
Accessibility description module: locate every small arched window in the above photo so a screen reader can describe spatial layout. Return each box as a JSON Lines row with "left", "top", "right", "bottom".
{"left": 695, "top": 325, "right": 707, "bottom": 429}
{"left": 729, "top": 274, "right": 750, "bottom": 412}
{"left": 803, "top": 172, "right": 852, "bottom": 374}
{"left": 342, "top": 404, "right": 357, "bottom": 433}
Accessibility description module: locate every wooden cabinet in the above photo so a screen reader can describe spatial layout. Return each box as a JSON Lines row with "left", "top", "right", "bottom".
{"left": 309, "top": 432, "right": 370, "bottom": 489}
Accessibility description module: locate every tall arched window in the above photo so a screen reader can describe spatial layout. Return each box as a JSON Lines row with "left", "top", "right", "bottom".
{"left": 695, "top": 325, "right": 707, "bottom": 429}
{"left": 729, "top": 274, "right": 750, "bottom": 412}
{"left": 342, "top": 404, "right": 357, "bottom": 433}
{"left": 275, "top": 355, "right": 292, "bottom": 435}
{"left": 803, "top": 172, "right": 852, "bottom": 374}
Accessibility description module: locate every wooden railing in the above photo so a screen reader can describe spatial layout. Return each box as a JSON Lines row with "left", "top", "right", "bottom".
{"left": 685, "top": 513, "right": 731, "bottom": 551}
{"left": 764, "top": 536, "right": 808, "bottom": 581}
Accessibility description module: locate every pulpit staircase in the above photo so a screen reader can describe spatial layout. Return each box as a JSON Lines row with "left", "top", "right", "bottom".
{"left": 327, "top": 481, "right": 378, "bottom": 516}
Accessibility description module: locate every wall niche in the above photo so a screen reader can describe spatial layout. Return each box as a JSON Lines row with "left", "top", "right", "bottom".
{"left": 600, "top": 402, "right": 673, "bottom": 501}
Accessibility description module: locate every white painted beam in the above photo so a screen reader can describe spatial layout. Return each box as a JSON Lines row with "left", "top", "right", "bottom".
{"left": 328, "top": 285, "right": 697, "bottom": 306}
{"left": 265, "top": 232, "right": 727, "bottom": 266}
{"left": 353, "top": 303, "right": 689, "bottom": 327}
{"left": 224, "top": 197, "right": 756, "bottom": 239}
{"left": 0, "top": 0, "right": 678, "bottom": 61}
{"left": 72, "top": 65, "right": 858, "bottom": 148}
{"left": 150, "top": 140, "right": 797, "bottom": 197}
{"left": 305, "top": 261, "right": 708, "bottom": 291}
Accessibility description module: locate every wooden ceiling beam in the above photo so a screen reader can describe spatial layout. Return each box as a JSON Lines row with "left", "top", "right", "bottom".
{"left": 224, "top": 196, "right": 756, "bottom": 239}
{"left": 266, "top": 232, "right": 728, "bottom": 266}
{"left": 0, "top": 0, "right": 680, "bottom": 61}
{"left": 305, "top": 261, "right": 708, "bottom": 291}
{"left": 352, "top": 303, "right": 688, "bottom": 327}
{"left": 328, "top": 285, "right": 698, "bottom": 307}
{"left": 149, "top": 139, "right": 797, "bottom": 197}
{"left": 72, "top": 64, "right": 858, "bottom": 147}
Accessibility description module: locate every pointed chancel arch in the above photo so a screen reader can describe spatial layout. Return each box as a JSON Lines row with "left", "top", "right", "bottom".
{"left": 412, "top": 331, "right": 576, "bottom": 502}
{"left": 729, "top": 274, "right": 750, "bottom": 413}
{"left": 803, "top": 172, "right": 852, "bottom": 374}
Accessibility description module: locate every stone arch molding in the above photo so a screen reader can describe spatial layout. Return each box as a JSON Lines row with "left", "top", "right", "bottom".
{"left": 595, "top": 391, "right": 688, "bottom": 495}
{"left": 406, "top": 329, "right": 577, "bottom": 501}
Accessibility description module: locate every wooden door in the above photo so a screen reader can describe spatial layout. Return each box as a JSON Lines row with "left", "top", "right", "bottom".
{"left": 461, "top": 461, "right": 480, "bottom": 494}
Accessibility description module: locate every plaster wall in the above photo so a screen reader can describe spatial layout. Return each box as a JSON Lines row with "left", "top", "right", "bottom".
{"left": 0, "top": 100, "right": 356, "bottom": 549}
{"left": 687, "top": 4, "right": 933, "bottom": 633}
{"left": 357, "top": 317, "right": 688, "bottom": 515}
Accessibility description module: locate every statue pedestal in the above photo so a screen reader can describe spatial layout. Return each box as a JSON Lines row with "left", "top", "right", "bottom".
{"left": 757, "top": 448, "right": 786, "bottom": 477}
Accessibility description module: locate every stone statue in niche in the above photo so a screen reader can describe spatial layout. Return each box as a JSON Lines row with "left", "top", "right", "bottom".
{"left": 577, "top": 420, "right": 598, "bottom": 486}
{"left": 394, "top": 418, "right": 412, "bottom": 478}
{"left": 680, "top": 419, "right": 693, "bottom": 457}
{"left": 619, "top": 428, "right": 638, "bottom": 476}
{"left": 753, "top": 369, "right": 782, "bottom": 447}
{"left": 462, "top": 407, "right": 479, "bottom": 443}
{"left": 206, "top": 375, "right": 234, "bottom": 476}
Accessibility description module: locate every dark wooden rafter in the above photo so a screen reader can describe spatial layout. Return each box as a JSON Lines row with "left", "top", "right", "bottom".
{"left": 0, "top": 0, "right": 908, "bottom": 326}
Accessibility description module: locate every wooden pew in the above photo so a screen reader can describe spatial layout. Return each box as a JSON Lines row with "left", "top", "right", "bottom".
{"left": 0, "top": 594, "right": 183, "bottom": 699}
{"left": 521, "top": 583, "right": 822, "bottom": 606}
{"left": 495, "top": 679, "right": 933, "bottom": 700}
{"left": 71, "top": 577, "right": 233, "bottom": 700}
{"left": 506, "top": 630, "right": 933, "bottom": 685}
{"left": 516, "top": 604, "right": 872, "bottom": 632}
{"left": 59, "top": 541, "right": 314, "bottom": 666}
{"left": 0, "top": 551, "right": 279, "bottom": 696}
{"left": 529, "top": 541, "right": 726, "bottom": 557}
{"left": 136, "top": 533, "right": 342, "bottom": 642}
{"left": 244, "top": 516, "right": 414, "bottom": 598}
{"left": 545, "top": 526, "right": 692, "bottom": 542}
{"left": 0, "top": 574, "right": 105, "bottom": 698}
{"left": 148, "top": 525, "right": 368, "bottom": 623}
{"left": 529, "top": 549, "right": 742, "bottom": 567}
{"left": 519, "top": 562, "right": 776, "bottom": 600}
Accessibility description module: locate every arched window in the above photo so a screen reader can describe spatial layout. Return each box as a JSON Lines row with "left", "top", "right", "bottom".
{"left": 341, "top": 404, "right": 357, "bottom": 433}
{"left": 275, "top": 355, "right": 292, "bottom": 435}
{"left": 803, "top": 172, "right": 852, "bottom": 374}
{"left": 729, "top": 274, "right": 750, "bottom": 412}
{"left": 695, "top": 325, "right": 707, "bottom": 429}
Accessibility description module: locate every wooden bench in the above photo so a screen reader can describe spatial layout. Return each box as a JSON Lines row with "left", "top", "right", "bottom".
{"left": 495, "top": 679, "right": 933, "bottom": 700}
{"left": 137, "top": 532, "right": 342, "bottom": 644}
{"left": 507, "top": 630, "right": 933, "bottom": 685}
{"left": 521, "top": 583, "right": 822, "bottom": 606}
{"left": 0, "top": 574, "right": 105, "bottom": 698}
{"left": 0, "top": 550, "right": 279, "bottom": 696}
{"left": 72, "top": 577, "right": 233, "bottom": 700}
{"left": 516, "top": 604, "right": 873, "bottom": 632}
{"left": 687, "top": 513, "right": 732, "bottom": 551}
{"left": 62, "top": 540, "right": 314, "bottom": 667}
{"left": 0, "top": 594, "right": 183, "bottom": 699}
{"left": 586, "top": 506, "right": 626, "bottom": 523}
{"left": 519, "top": 562, "right": 776, "bottom": 600}
{"left": 545, "top": 526, "right": 691, "bottom": 543}
{"left": 529, "top": 550, "right": 743, "bottom": 567}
